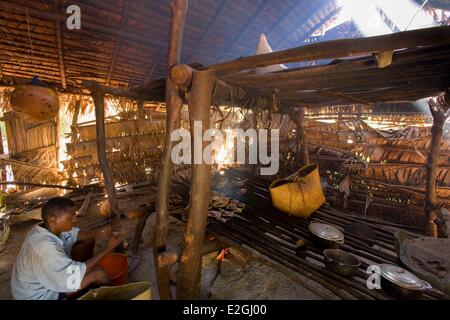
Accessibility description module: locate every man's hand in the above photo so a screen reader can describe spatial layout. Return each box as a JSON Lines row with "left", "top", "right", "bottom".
{"left": 107, "top": 232, "right": 123, "bottom": 250}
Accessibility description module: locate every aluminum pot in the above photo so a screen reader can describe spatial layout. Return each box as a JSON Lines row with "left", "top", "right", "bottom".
{"left": 323, "top": 249, "right": 361, "bottom": 277}
{"left": 379, "top": 264, "right": 432, "bottom": 299}
{"left": 309, "top": 222, "right": 344, "bottom": 249}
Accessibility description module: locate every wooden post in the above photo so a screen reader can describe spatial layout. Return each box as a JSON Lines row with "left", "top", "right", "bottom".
{"left": 71, "top": 95, "right": 81, "bottom": 143}
{"left": 251, "top": 107, "right": 258, "bottom": 176}
{"left": 154, "top": 0, "right": 188, "bottom": 300}
{"left": 425, "top": 91, "right": 450, "bottom": 237}
{"left": 137, "top": 100, "right": 144, "bottom": 121}
{"left": 176, "top": 69, "right": 215, "bottom": 299}
{"left": 291, "top": 107, "right": 309, "bottom": 166}
{"left": 0, "top": 123, "right": 4, "bottom": 155}
{"left": 90, "top": 83, "right": 121, "bottom": 232}
{"left": 66, "top": 96, "right": 81, "bottom": 186}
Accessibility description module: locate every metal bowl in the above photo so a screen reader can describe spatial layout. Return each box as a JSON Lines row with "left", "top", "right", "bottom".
{"left": 379, "top": 264, "right": 432, "bottom": 299}
{"left": 309, "top": 222, "right": 344, "bottom": 249}
{"left": 323, "top": 249, "right": 361, "bottom": 277}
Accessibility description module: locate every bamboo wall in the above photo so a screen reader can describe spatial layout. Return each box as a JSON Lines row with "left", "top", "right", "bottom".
{"left": 63, "top": 109, "right": 168, "bottom": 186}
{"left": 1, "top": 111, "right": 59, "bottom": 185}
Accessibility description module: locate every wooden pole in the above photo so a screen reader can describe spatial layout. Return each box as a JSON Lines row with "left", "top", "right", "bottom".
{"left": 70, "top": 96, "right": 81, "bottom": 143}
{"left": 68, "top": 95, "right": 82, "bottom": 185}
{"left": 90, "top": 82, "right": 121, "bottom": 232}
{"left": 295, "top": 107, "right": 309, "bottom": 165}
{"left": 208, "top": 26, "right": 450, "bottom": 73}
{"left": 54, "top": 0, "right": 67, "bottom": 89}
{"left": 176, "top": 69, "right": 215, "bottom": 299}
{"left": 289, "top": 108, "right": 310, "bottom": 166}
{"left": 137, "top": 100, "right": 144, "bottom": 121}
{"left": 154, "top": 0, "right": 187, "bottom": 300}
{"left": 171, "top": 64, "right": 273, "bottom": 110}
{"left": 251, "top": 107, "right": 258, "bottom": 176}
{"left": 425, "top": 90, "right": 450, "bottom": 237}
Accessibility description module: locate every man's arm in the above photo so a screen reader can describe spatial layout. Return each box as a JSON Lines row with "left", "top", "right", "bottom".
{"left": 83, "top": 233, "right": 123, "bottom": 273}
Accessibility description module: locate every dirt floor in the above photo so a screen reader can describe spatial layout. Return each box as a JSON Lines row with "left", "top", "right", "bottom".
{"left": 0, "top": 212, "right": 320, "bottom": 300}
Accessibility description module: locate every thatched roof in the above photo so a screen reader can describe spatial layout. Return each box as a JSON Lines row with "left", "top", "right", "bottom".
{"left": 0, "top": 0, "right": 338, "bottom": 89}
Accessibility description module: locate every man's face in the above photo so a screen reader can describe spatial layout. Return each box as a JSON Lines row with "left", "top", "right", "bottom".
{"left": 52, "top": 207, "right": 77, "bottom": 233}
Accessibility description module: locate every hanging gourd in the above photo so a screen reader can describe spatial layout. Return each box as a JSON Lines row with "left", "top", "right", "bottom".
{"left": 10, "top": 76, "right": 59, "bottom": 121}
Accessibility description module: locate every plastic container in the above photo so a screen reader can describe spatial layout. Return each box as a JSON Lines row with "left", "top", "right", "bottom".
{"left": 98, "top": 253, "right": 129, "bottom": 286}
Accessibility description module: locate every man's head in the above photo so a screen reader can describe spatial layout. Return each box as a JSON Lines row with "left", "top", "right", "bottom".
{"left": 41, "top": 197, "right": 77, "bottom": 234}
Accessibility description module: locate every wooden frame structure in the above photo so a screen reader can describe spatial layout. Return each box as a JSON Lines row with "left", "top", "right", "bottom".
{"left": 1, "top": 0, "right": 450, "bottom": 300}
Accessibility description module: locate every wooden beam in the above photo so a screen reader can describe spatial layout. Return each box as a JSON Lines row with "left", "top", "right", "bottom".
{"left": 82, "top": 80, "right": 163, "bottom": 101}
{"left": 176, "top": 68, "right": 215, "bottom": 299}
{"left": 425, "top": 90, "right": 450, "bottom": 237}
{"left": 171, "top": 64, "right": 274, "bottom": 110}
{"left": 90, "top": 82, "right": 122, "bottom": 232}
{"left": 154, "top": 0, "right": 188, "bottom": 301}
{"left": 0, "top": 181, "right": 79, "bottom": 190}
{"left": 53, "top": 0, "right": 67, "bottom": 88}
{"left": 208, "top": 26, "right": 450, "bottom": 73}
{"left": 106, "top": 1, "right": 131, "bottom": 85}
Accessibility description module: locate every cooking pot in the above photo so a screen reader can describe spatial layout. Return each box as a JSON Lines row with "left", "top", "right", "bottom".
{"left": 323, "top": 249, "right": 360, "bottom": 277}
{"left": 379, "top": 264, "right": 432, "bottom": 299}
{"left": 309, "top": 222, "right": 344, "bottom": 249}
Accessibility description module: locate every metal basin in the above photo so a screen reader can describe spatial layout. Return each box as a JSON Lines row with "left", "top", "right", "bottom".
{"left": 323, "top": 249, "right": 361, "bottom": 277}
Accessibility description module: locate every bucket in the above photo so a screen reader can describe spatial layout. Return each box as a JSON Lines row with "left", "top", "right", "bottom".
{"left": 98, "top": 253, "right": 128, "bottom": 286}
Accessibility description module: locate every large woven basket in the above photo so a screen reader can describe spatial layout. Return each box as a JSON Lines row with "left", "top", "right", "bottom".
{"left": 78, "top": 281, "right": 152, "bottom": 300}
{"left": 269, "top": 164, "right": 325, "bottom": 219}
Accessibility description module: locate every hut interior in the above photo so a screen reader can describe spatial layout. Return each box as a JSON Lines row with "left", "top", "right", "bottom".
{"left": 0, "top": 0, "right": 450, "bottom": 302}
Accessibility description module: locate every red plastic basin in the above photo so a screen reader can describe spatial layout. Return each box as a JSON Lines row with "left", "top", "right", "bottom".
{"left": 98, "top": 253, "right": 128, "bottom": 286}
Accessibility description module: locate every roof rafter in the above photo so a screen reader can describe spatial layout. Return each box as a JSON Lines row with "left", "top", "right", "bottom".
{"left": 144, "top": 49, "right": 164, "bottom": 84}
{"left": 106, "top": 1, "right": 131, "bottom": 86}
{"left": 184, "top": 0, "right": 229, "bottom": 63}
{"left": 275, "top": 1, "right": 338, "bottom": 50}
{"left": 284, "top": 7, "right": 342, "bottom": 50}
{"left": 54, "top": 0, "right": 66, "bottom": 88}
{"left": 216, "top": 0, "right": 272, "bottom": 61}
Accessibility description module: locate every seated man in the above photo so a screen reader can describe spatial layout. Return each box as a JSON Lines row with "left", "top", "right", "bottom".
{"left": 10, "top": 197, "right": 123, "bottom": 300}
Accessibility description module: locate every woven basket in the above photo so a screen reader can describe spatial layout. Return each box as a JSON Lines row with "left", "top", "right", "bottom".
{"left": 78, "top": 281, "right": 152, "bottom": 300}
{"left": 269, "top": 164, "right": 325, "bottom": 219}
